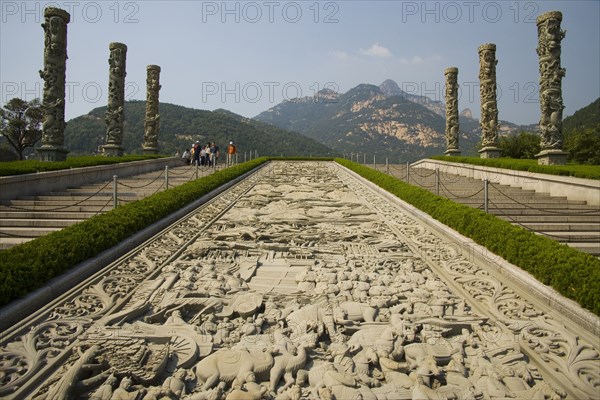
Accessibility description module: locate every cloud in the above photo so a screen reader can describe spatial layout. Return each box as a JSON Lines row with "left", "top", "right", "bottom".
{"left": 400, "top": 55, "right": 424, "bottom": 65}
{"left": 399, "top": 54, "right": 442, "bottom": 65}
{"left": 332, "top": 50, "right": 350, "bottom": 60}
{"left": 360, "top": 43, "right": 392, "bottom": 58}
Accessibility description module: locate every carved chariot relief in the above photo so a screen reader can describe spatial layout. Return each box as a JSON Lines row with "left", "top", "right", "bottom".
{"left": 0, "top": 162, "right": 597, "bottom": 399}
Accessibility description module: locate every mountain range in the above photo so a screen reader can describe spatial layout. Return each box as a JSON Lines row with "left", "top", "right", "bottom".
{"left": 62, "top": 101, "right": 337, "bottom": 157}
{"left": 3, "top": 79, "right": 594, "bottom": 163}
{"left": 254, "top": 79, "right": 532, "bottom": 161}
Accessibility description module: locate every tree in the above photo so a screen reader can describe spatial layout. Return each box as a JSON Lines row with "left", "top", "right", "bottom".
{"left": 565, "top": 128, "right": 600, "bottom": 165}
{"left": 499, "top": 131, "right": 541, "bottom": 159}
{"left": 0, "top": 98, "right": 43, "bottom": 160}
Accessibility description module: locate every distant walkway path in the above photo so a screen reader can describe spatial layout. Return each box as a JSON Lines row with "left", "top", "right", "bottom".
{"left": 372, "top": 163, "right": 600, "bottom": 257}
{"left": 0, "top": 162, "right": 223, "bottom": 250}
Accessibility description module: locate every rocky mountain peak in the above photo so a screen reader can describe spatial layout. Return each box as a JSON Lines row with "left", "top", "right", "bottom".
{"left": 379, "top": 79, "right": 404, "bottom": 97}
{"left": 460, "top": 108, "right": 473, "bottom": 119}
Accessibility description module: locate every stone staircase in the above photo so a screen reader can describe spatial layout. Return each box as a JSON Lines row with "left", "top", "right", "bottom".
{"left": 379, "top": 164, "right": 600, "bottom": 257}
{"left": 247, "top": 258, "right": 308, "bottom": 295}
{"left": 0, "top": 164, "right": 218, "bottom": 250}
{"left": 248, "top": 265, "right": 305, "bottom": 295}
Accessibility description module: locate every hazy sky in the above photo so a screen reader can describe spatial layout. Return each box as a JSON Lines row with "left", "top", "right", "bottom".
{"left": 1, "top": 1, "right": 599, "bottom": 125}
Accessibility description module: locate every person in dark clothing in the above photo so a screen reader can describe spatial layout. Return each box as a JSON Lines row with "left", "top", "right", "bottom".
{"left": 192, "top": 141, "right": 200, "bottom": 166}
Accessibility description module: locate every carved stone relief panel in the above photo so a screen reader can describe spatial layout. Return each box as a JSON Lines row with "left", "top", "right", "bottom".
{"left": 1, "top": 161, "right": 596, "bottom": 400}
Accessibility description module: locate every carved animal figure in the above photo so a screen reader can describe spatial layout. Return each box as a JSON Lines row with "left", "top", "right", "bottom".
{"left": 336, "top": 301, "right": 378, "bottom": 323}
{"left": 403, "top": 343, "right": 451, "bottom": 368}
{"left": 225, "top": 373, "right": 267, "bottom": 400}
{"left": 352, "top": 347, "right": 379, "bottom": 376}
{"left": 193, "top": 346, "right": 278, "bottom": 390}
{"left": 269, "top": 341, "right": 312, "bottom": 392}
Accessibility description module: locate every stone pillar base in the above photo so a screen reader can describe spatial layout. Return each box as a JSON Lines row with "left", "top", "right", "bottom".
{"left": 444, "top": 149, "right": 461, "bottom": 157}
{"left": 37, "top": 146, "right": 69, "bottom": 162}
{"left": 142, "top": 147, "right": 159, "bottom": 155}
{"left": 536, "top": 149, "right": 569, "bottom": 165}
{"left": 479, "top": 147, "right": 502, "bottom": 159}
{"left": 102, "top": 144, "right": 124, "bottom": 157}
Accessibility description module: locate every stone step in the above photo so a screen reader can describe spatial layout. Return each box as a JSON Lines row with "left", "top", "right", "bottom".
{"left": 536, "top": 231, "right": 600, "bottom": 241}
{"left": 502, "top": 215, "right": 600, "bottom": 223}
{"left": 448, "top": 191, "right": 574, "bottom": 200}
{"left": 0, "top": 204, "right": 112, "bottom": 212}
{"left": 0, "top": 226, "right": 62, "bottom": 237}
{"left": 8, "top": 199, "right": 128, "bottom": 206}
{"left": 456, "top": 202, "right": 596, "bottom": 210}
{"left": 418, "top": 186, "right": 543, "bottom": 197}
{"left": 488, "top": 209, "right": 600, "bottom": 216}
{"left": 0, "top": 211, "right": 99, "bottom": 219}
{"left": 59, "top": 188, "right": 157, "bottom": 195}
{"left": 0, "top": 218, "right": 83, "bottom": 228}
{"left": 426, "top": 186, "right": 568, "bottom": 199}
{"left": 0, "top": 237, "right": 33, "bottom": 250}
{"left": 437, "top": 194, "right": 567, "bottom": 202}
{"left": 565, "top": 242, "right": 600, "bottom": 256}
{"left": 518, "top": 222, "right": 600, "bottom": 232}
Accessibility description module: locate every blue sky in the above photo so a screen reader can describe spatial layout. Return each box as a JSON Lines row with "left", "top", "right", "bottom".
{"left": 1, "top": 1, "right": 599, "bottom": 125}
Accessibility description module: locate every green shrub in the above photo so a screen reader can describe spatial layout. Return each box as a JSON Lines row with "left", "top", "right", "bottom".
{"left": 336, "top": 158, "right": 600, "bottom": 315}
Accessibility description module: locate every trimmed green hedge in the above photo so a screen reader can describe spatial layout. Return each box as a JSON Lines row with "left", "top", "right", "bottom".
{"left": 0, "top": 158, "right": 268, "bottom": 306}
{"left": 0, "top": 154, "right": 167, "bottom": 176}
{"left": 430, "top": 156, "right": 600, "bottom": 180}
{"left": 336, "top": 158, "right": 600, "bottom": 316}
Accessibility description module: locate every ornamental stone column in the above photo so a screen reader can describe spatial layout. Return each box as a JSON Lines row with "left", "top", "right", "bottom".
{"left": 536, "top": 11, "right": 568, "bottom": 165}
{"left": 444, "top": 67, "right": 461, "bottom": 156}
{"left": 37, "top": 7, "right": 70, "bottom": 162}
{"left": 102, "top": 42, "right": 127, "bottom": 157}
{"left": 477, "top": 43, "right": 501, "bottom": 159}
{"left": 143, "top": 65, "right": 161, "bottom": 154}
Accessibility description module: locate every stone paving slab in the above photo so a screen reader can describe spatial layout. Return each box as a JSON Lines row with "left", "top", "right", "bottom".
{"left": 0, "top": 161, "right": 597, "bottom": 400}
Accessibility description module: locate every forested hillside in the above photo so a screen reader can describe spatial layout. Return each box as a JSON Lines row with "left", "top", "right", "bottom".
{"left": 64, "top": 101, "right": 337, "bottom": 157}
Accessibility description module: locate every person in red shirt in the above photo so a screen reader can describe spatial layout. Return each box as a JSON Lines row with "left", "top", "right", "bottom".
{"left": 227, "top": 141, "right": 237, "bottom": 166}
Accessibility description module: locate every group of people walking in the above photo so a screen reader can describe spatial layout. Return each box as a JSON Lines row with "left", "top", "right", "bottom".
{"left": 182, "top": 141, "right": 238, "bottom": 167}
